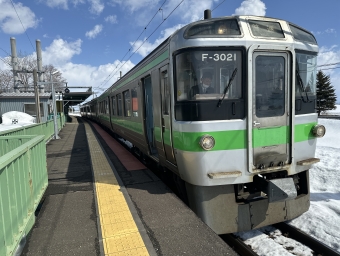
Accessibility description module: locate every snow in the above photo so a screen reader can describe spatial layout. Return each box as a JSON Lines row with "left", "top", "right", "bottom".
{"left": 236, "top": 108, "right": 340, "bottom": 255}
{"left": 0, "top": 111, "right": 35, "bottom": 132}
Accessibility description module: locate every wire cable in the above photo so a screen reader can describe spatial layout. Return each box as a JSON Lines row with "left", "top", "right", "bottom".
{"left": 97, "top": 0, "right": 184, "bottom": 91}
{"left": 317, "top": 62, "right": 340, "bottom": 67}
{"left": 10, "top": 0, "right": 35, "bottom": 51}
{"left": 212, "top": 0, "right": 226, "bottom": 12}
{"left": 98, "top": 0, "right": 167, "bottom": 88}
{"left": 0, "top": 56, "right": 12, "bottom": 67}
{"left": 0, "top": 46, "right": 11, "bottom": 56}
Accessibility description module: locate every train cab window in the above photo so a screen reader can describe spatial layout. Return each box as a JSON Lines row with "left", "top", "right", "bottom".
{"left": 289, "top": 24, "right": 317, "bottom": 44}
{"left": 255, "top": 55, "right": 285, "bottom": 118}
{"left": 132, "top": 87, "right": 138, "bottom": 117}
{"left": 117, "top": 94, "right": 122, "bottom": 116}
{"left": 174, "top": 48, "right": 245, "bottom": 121}
{"left": 175, "top": 50, "right": 242, "bottom": 101}
{"left": 123, "top": 90, "right": 131, "bottom": 117}
{"left": 248, "top": 20, "right": 284, "bottom": 38}
{"left": 161, "top": 71, "right": 170, "bottom": 115}
{"left": 295, "top": 51, "right": 317, "bottom": 114}
{"left": 111, "top": 96, "right": 116, "bottom": 115}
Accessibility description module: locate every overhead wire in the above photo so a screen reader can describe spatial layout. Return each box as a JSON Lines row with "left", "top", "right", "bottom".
{"left": 97, "top": 0, "right": 227, "bottom": 92}
{"left": 0, "top": 57, "right": 12, "bottom": 67}
{"left": 98, "top": 0, "right": 168, "bottom": 88}
{"left": 212, "top": 0, "right": 226, "bottom": 12}
{"left": 10, "top": 0, "right": 35, "bottom": 51}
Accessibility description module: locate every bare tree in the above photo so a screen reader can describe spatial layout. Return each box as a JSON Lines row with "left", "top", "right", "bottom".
{"left": 43, "top": 64, "right": 67, "bottom": 92}
{"left": 0, "top": 52, "right": 66, "bottom": 93}
{"left": 0, "top": 69, "right": 13, "bottom": 93}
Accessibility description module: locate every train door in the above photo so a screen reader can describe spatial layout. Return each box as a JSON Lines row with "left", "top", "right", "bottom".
{"left": 143, "top": 76, "right": 158, "bottom": 156}
{"left": 249, "top": 51, "right": 291, "bottom": 172}
{"left": 160, "top": 66, "right": 177, "bottom": 165}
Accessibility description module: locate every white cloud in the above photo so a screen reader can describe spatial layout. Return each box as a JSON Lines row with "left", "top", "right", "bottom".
{"left": 42, "top": 0, "right": 104, "bottom": 14}
{"left": 88, "top": 0, "right": 104, "bottom": 15}
{"left": 85, "top": 24, "right": 103, "bottom": 39}
{"left": 130, "top": 24, "right": 184, "bottom": 57}
{"left": 27, "top": 37, "right": 135, "bottom": 96}
{"left": 233, "top": 0, "right": 266, "bottom": 16}
{"left": 0, "top": 56, "right": 11, "bottom": 70}
{"left": 58, "top": 60, "right": 135, "bottom": 97}
{"left": 0, "top": 0, "right": 39, "bottom": 34}
{"left": 318, "top": 46, "right": 340, "bottom": 99}
{"left": 110, "top": 0, "right": 215, "bottom": 23}
{"left": 314, "top": 28, "right": 337, "bottom": 35}
{"left": 163, "top": 0, "right": 215, "bottom": 23}
{"left": 45, "top": 0, "right": 69, "bottom": 9}
{"left": 105, "top": 15, "right": 118, "bottom": 24}
{"left": 42, "top": 38, "right": 82, "bottom": 66}
{"left": 72, "top": 0, "right": 85, "bottom": 6}
{"left": 109, "top": 0, "right": 158, "bottom": 13}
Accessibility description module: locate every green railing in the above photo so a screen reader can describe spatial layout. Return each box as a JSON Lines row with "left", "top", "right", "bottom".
{"left": 0, "top": 113, "right": 65, "bottom": 142}
{"left": 0, "top": 135, "right": 48, "bottom": 256}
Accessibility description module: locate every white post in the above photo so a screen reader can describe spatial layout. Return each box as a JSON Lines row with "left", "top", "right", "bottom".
{"left": 51, "top": 73, "right": 60, "bottom": 139}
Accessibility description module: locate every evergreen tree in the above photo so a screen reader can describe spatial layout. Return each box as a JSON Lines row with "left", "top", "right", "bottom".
{"left": 316, "top": 70, "right": 337, "bottom": 115}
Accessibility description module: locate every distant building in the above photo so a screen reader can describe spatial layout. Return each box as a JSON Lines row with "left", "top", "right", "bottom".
{"left": 0, "top": 92, "right": 52, "bottom": 123}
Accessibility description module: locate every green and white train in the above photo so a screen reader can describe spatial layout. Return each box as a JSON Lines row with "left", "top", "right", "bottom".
{"left": 81, "top": 11, "right": 326, "bottom": 234}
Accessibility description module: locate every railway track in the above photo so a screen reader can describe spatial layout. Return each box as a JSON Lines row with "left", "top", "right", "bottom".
{"left": 221, "top": 223, "right": 340, "bottom": 256}
{"left": 273, "top": 223, "right": 340, "bottom": 256}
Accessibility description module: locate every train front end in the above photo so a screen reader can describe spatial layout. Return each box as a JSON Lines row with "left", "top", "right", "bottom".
{"left": 170, "top": 16, "right": 325, "bottom": 234}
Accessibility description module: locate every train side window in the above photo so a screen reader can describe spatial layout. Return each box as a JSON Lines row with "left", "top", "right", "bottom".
{"left": 105, "top": 100, "right": 109, "bottom": 114}
{"left": 132, "top": 87, "right": 138, "bottom": 117}
{"left": 123, "top": 90, "right": 131, "bottom": 117}
{"left": 161, "top": 71, "right": 170, "bottom": 115}
{"left": 111, "top": 96, "right": 116, "bottom": 115}
{"left": 117, "top": 94, "right": 122, "bottom": 116}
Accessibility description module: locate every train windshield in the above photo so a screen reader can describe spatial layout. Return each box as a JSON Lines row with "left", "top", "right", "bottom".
{"left": 175, "top": 49, "right": 242, "bottom": 101}
{"left": 295, "top": 52, "right": 317, "bottom": 96}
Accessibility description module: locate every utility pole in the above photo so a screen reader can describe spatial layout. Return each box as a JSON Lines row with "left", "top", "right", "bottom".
{"left": 10, "top": 37, "right": 20, "bottom": 93}
{"left": 33, "top": 69, "right": 41, "bottom": 123}
{"left": 51, "top": 71, "right": 60, "bottom": 139}
{"left": 36, "top": 40, "right": 44, "bottom": 93}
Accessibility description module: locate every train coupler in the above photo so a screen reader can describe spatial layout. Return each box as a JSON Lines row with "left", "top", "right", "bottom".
{"left": 253, "top": 175, "right": 297, "bottom": 203}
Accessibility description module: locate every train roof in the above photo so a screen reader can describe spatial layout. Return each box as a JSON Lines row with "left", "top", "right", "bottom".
{"left": 95, "top": 14, "right": 317, "bottom": 101}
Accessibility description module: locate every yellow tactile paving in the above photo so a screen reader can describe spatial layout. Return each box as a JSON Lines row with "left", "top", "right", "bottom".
{"left": 84, "top": 123, "right": 149, "bottom": 256}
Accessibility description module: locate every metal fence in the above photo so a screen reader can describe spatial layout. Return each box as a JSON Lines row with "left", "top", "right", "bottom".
{"left": 0, "top": 113, "right": 66, "bottom": 255}
{"left": 0, "top": 135, "right": 47, "bottom": 256}
{"left": 0, "top": 113, "right": 66, "bottom": 142}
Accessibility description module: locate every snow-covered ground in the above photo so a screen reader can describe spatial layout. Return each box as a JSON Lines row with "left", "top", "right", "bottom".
{"left": 237, "top": 105, "right": 340, "bottom": 255}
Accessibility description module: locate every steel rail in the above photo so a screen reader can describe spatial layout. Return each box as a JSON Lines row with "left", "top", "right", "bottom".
{"left": 220, "top": 234, "right": 259, "bottom": 256}
{"left": 273, "top": 223, "right": 340, "bottom": 256}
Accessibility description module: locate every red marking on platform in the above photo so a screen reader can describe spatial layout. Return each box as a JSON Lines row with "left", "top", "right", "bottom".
{"left": 90, "top": 122, "right": 146, "bottom": 171}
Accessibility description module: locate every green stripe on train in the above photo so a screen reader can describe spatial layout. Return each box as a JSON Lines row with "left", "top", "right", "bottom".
{"left": 172, "top": 122, "right": 317, "bottom": 152}
{"left": 106, "top": 118, "right": 317, "bottom": 152}
{"left": 111, "top": 116, "right": 144, "bottom": 134}
{"left": 294, "top": 122, "right": 317, "bottom": 142}
{"left": 252, "top": 126, "right": 290, "bottom": 148}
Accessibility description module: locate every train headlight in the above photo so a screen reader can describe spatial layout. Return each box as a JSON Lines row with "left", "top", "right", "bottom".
{"left": 199, "top": 135, "right": 215, "bottom": 150}
{"left": 312, "top": 124, "right": 326, "bottom": 138}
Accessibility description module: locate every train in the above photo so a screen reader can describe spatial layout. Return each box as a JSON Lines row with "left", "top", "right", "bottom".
{"left": 80, "top": 10, "right": 326, "bottom": 234}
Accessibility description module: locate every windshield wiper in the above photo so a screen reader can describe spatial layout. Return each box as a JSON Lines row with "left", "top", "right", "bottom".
{"left": 217, "top": 68, "right": 237, "bottom": 107}
{"left": 296, "top": 69, "right": 312, "bottom": 103}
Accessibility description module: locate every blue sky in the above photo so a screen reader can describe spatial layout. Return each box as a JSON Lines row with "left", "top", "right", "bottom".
{"left": 0, "top": 0, "right": 339, "bottom": 101}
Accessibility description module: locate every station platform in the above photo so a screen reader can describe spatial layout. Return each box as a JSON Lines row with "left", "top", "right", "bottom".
{"left": 22, "top": 116, "right": 238, "bottom": 256}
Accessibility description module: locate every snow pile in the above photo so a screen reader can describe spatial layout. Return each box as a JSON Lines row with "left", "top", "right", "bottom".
{"left": 0, "top": 111, "right": 35, "bottom": 132}
{"left": 237, "top": 118, "right": 340, "bottom": 255}
{"left": 289, "top": 118, "right": 340, "bottom": 252}
{"left": 323, "top": 104, "right": 340, "bottom": 115}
